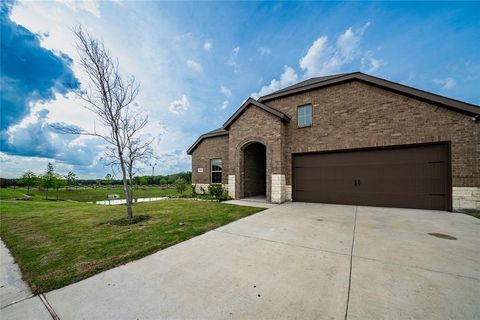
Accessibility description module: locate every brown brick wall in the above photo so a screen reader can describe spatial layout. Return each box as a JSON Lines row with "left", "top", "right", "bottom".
{"left": 191, "top": 135, "right": 229, "bottom": 184}
{"left": 228, "top": 106, "right": 285, "bottom": 201}
{"left": 264, "top": 80, "right": 479, "bottom": 187}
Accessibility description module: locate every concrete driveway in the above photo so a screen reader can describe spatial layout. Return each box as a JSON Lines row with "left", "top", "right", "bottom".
{"left": 20, "top": 203, "right": 480, "bottom": 319}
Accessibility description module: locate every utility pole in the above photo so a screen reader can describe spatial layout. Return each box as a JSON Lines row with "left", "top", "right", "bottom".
{"left": 151, "top": 163, "right": 157, "bottom": 185}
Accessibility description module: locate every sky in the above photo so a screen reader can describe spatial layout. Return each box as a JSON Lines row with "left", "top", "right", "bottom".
{"left": 1, "top": 1, "right": 479, "bottom": 179}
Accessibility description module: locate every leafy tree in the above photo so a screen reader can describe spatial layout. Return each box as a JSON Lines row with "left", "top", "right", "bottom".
{"left": 139, "top": 176, "right": 148, "bottom": 186}
{"left": 175, "top": 178, "right": 187, "bottom": 195}
{"left": 54, "top": 175, "right": 67, "bottom": 200}
{"left": 40, "top": 163, "right": 56, "bottom": 200}
{"left": 159, "top": 178, "right": 168, "bottom": 186}
{"left": 18, "top": 171, "right": 37, "bottom": 194}
{"left": 133, "top": 176, "right": 141, "bottom": 187}
{"left": 104, "top": 173, "right": 113, "bottom": 185}
{"left": 178, "top": 171, "right": 192, "bottom": 184}
{"left": 66, "top": 171, "right": 77, "bottom": 188}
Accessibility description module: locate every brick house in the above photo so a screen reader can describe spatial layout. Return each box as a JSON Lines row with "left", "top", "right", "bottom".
{"left": 187, "top": 72, "right": 479, "bottom": 211}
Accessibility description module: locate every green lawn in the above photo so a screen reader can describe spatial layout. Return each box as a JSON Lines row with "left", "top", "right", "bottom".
{"left": 0, "top": 186, "right": 192, "bottom": 202}
{"left": 0, "top": 200, "right": 263, "bottom": 293}
{"left": 454, "top": 209, "right": 480, "bottom": 219}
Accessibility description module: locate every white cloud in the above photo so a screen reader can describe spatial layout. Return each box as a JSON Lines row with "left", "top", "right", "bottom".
{"left": 337, "top": 28, "right": 359, "bottom": 59}
{"left": 253, "top": 22, "right": 382, "bottom": 101}
{"left": 203, "top": 41, "right": 212, "bottom": 52}
{"left": 186, "top": 59, "right": 203, "bottom": 73}
{"left": 54, "top": 0, "right": 101, "bottom": 18}
{"left": 220, "top": 100, "right": 229, "bottom": 110}
{"left": 220, "top": 85, "right": 232, "bottom": 97}
{"left": 299, "top": 22, "right": 373, "bottom": 77}
{"left": 259, "top": 47, "right": 271, "bottom": 56}
{"left": 7, "top": 0, "right": 194, "bottom": 178}
{"left": 361, "top": 51, "right": 382, "bottom": 73}
{"left": 433, "top": 77, "right": 456, "bottom": 90}
{"left": 227, "top": 46, "right": 240, "bottom": 72}
{"left": 252, "top": 65, "right": 298, "bottom": 99}
{"left": 299, "top": 36, "right": 330, "bottom": 76}
{"left": 168, "top": 95, "right": 190, "bottom": 115}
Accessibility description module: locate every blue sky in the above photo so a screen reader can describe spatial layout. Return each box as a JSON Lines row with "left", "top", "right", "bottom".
{"left": 1, "top": 1, "right": 479, "bottom": 178}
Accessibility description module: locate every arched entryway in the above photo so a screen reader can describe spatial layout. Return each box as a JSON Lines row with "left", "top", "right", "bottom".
{"left": 242, "top": 142, "right": 267, "bottom": 199}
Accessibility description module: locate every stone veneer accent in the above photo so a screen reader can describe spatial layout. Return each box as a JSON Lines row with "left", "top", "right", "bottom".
{"left": 191, "top": 80, "right": 479, "bottom": 208}
{"left": 228, "top": 106, "right": 286, "bottom": 202}
{"left": 453, "top": 187, "right": 480, "bottom": 210}
{"left": 194, "top": 183, "right": 228, "bottom": 195}
{"left": 271, "top": 174, "right": 286, "bottom": 203}
{"left": 228, "top": 175, "right": 236, "bottom": 199}
{"left": 194, "top": 184, "right": 210, "bottom": 194}
{"left": 285, "top": 185, "right": 292, "bottom": 202}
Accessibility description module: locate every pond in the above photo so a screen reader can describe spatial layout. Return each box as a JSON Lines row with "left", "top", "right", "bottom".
{"left": 95, "top": 197, "right": 170, "bottom": 205}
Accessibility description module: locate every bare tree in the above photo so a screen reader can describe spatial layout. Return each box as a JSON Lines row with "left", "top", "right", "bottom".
{"left": 105, "top": 129, "right": 153, "bottom": 204}
{"left": 59, "top": 26, "right": 150, "bottom": 219}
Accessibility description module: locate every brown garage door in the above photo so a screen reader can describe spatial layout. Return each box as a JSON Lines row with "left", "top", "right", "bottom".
{"left": 293, "top": 143, "right": 451, "bottom": 211}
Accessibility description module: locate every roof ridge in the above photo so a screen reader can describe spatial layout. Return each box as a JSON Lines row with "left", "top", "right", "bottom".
{"left": 257, "top": 72, "right": 479, "bottom": 116}
{"left": 259, "top": 72, "right": 354, "bottom": 99}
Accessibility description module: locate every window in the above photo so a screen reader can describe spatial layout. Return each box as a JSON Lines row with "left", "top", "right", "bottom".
{"left": 297, "top": 104, "right": 312, "bottom": 127}
{"left": 211, "top": 159, "right": 222, "bottom": 183}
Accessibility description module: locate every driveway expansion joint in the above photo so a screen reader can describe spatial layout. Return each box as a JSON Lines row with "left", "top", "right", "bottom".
{"left": 40, "top": 294, "right": 60, "bottom": 320}
{"left": 351, "top": 254, "right": 480, "bottom": 281}
{"left": 0, "top": 294, "right": 34, "bottom": 310}
{"left": 344, "top": 206, "right": 358, "bottom": 320}
{"left": 214, "top": 229, "right": 350, "bottom": 257}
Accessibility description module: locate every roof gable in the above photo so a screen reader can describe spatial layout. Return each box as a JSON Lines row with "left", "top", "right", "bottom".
{"left": 258, "top": 72, "right": 480, "bottom": 117}
{"left": 223, "top": 98, "right": 291, "bottom": 129}
{"left": 186, "top": 128, "right": 228, "bottom": 155}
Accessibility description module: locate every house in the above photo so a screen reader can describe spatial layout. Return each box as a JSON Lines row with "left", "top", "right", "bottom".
{"left": 187, "top": 72, "right": 479, "bottom": 211}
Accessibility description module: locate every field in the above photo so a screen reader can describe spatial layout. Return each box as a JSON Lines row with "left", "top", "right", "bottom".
{"left": 0, "top": 186, "right": 192, "bottom": 202}
{"left": 0, "top": 199, "right": 263, "bottom": 293}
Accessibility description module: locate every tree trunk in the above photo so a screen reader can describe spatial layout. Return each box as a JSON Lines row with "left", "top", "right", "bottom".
{"left": 56, "top": 189, "right": 59, "bottom": 200}
{"left": 45, "top": 188, "right": 48, "bottom": 200}
{"left": 118, "top": 153, "right": 133, "bottom": 219}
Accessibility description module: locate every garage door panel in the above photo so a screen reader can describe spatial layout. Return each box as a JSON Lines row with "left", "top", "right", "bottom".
{"left": 293, "top": 144, "right": 450, "bottom": 211}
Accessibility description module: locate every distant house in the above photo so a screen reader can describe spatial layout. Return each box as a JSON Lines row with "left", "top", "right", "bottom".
{"left": 188, "top": 72, "right": 479, "bottom": 211}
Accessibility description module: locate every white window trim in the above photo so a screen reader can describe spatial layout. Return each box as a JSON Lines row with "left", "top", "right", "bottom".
{"left": 297, "top": 104, "right": 313, "bottom": 128}
{"left": 210, "top": 158, "right": 222, "bottom": 184}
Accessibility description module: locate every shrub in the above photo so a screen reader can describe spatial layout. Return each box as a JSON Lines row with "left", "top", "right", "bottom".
{"left": 175, "top": 178, "right": 188, "bottom": 195}
{"left": 208, "top": 184, "right": 224, "bottom": 198}
{"left": 191, "top": 184, "right": 197, "bottom": 197}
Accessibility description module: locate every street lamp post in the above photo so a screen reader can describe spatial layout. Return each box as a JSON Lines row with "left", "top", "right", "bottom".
{"left": 151, "top": 163, "right": 157, "bottom": 185}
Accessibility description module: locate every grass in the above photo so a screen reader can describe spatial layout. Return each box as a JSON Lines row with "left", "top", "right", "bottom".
{"left": 0, "top": 186, "right": 192, "bottom": 202}
{"left": 0, "top": 199, "right": 263, "bottom": 293}
{"left": 455, "top": 209, "right": 480, "bottom": 219}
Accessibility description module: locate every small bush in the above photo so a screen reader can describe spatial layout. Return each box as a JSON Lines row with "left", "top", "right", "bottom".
{"left": 175, "top": 178, "right": 188, "bottom": 195}
{"left": 208, "top": 184, "right": 224, "bottom": 198}
{"left": 191, "top": 184, "right": 197, "bottom": 197}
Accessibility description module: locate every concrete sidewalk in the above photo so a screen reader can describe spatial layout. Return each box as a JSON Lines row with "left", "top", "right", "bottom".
{"left": 4, "top": 203, "right": 480, "bottom": 319}
{"left": 0, "top": 240, "right": 53, "bottom": 319}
